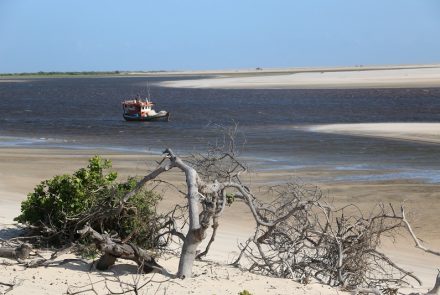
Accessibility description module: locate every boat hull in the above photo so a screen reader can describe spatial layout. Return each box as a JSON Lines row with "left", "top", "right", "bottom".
{"left": 123, "top": 112, "right": 170, "bottom": 122}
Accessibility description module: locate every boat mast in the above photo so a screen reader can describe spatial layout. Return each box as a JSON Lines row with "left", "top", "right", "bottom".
{"left": 146, "top": 82, "right": 151, "bottom": 102}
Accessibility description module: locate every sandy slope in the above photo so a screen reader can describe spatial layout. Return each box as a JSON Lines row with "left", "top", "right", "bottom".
{"left": 159, "top": 66, "right": 440, "bottom": 89}
{"left": 1, "top": 147, "right": 440, "bottom": 294}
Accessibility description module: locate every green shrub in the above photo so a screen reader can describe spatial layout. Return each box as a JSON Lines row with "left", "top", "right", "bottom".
{"left": 15, "top": 156, "right": 161, "bottom": 248}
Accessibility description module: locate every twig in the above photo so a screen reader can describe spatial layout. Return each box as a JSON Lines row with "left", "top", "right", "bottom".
{"left": 401, "top": 206, "right": 440, "bottom": 256}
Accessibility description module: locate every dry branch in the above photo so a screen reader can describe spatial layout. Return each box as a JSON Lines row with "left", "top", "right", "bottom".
{"left": 78, "top": 225, "right": 171, "bottom": 276}
{"left": 401, "top": 206, "right": 440, "bottom": 257}
{"left": 0, "top": 281, "right": 15, "bottom": 294}
{"left": 227, "top": 182, "right": 423, "bottom": 289}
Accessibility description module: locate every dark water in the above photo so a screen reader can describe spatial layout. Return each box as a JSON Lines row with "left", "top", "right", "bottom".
{"left": 1, "top": 77, "right": 440, "bottom": 181}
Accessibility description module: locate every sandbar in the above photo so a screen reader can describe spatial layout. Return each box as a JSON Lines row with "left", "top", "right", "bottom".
{"left": 309, "top": 122, "right": 440, "bottom": 144}
{"left": 159, "top": 65, "right": 440, "bottom": 89}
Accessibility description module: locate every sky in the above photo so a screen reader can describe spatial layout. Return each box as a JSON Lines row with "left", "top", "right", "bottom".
{"left": 1, "top": 0, "right": 440, "bottom": 73}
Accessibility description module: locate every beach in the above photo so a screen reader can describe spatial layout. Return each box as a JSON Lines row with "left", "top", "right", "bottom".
{"left": 3, "top": 0, "right": 440, "bottom": 291}
{"left": 1, "top": 67, "right": 440, "bottom": 294}
{"left": 1, "top": 146, "right": 440, "bottom": 294}
{"left": 0, "top": 147, "right": 336, "bottom": 294}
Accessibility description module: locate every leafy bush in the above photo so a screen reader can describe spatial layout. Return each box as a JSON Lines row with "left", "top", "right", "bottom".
{"left": 15, "top": 156, "right": 116, "bottom": 227}
{"left": 15, "top": 156, "right": 162, "bottom": 248}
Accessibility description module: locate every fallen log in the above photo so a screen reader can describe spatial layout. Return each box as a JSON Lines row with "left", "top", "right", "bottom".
{"left": 78, "top": 225, "right": 167, "bottom": 275}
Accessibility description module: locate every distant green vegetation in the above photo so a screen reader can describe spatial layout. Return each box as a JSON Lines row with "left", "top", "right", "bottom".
{"left": 0, "top": 70, "right": 168, "bottom": 78}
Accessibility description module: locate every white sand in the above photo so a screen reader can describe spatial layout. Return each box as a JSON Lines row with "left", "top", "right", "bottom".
{"left": 309, "top": 123, "right": 440, "bottom": 144}
{"left": 0, "top": 148, "right": 344, "bottom": 295}
{"left": 159, "top": 66, "right": 440, "bottom": 89}
{"left": 1, "top": 147, "right": 440, "bottom": 294}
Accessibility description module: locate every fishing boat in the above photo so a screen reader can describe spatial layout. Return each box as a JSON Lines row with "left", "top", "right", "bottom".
{"left": 122, "top": 97, "right": 170, "bottom": 121}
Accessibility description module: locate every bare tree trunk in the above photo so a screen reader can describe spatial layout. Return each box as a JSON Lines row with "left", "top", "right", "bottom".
{"left": 118, "top": 148, "right": 211, "bottom": 278}
{"left": 178, "top": 230, "right": 204, "bottom": 278}
{"left": 171, "top": 150, "right": 205, "bottom": 278}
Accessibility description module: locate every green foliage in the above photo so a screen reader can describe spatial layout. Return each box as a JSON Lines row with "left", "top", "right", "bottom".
{"left": 15, "top": 156, "right": 116, "bottom": 227}
{"left": 14, "top": 156, "right": 161, "bottom": 249}
{"left": 109, "top": 177, "right": 162, "bottom": 249}
{"left": 76, "top": 239, "right": 99, "bottom": 259}
{"left": 226, "top": 193, "right": 235, "bottom": 206}
{"left": 0, "top": 70, "right": 168, "bottom": 77}
{"left": 0, "top": 71, "right": 124, "bottom": 77}
{"left": 238, "top": 290, "right": 252, "bottom": 295}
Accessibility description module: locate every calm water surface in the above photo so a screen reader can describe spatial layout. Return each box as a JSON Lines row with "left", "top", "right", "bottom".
{"left": 1, "top": 77, "right": 440, "bottom": 182}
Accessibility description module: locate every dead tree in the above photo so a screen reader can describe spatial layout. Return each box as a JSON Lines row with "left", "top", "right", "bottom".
{"left": 122, "top": 148, "right": 216, "bottom": 278}
{"left": 113, "top": 125, "right": 439, "bottom": 287}
{"left": 117, "top": 125, "right": 248, "bottom": 278}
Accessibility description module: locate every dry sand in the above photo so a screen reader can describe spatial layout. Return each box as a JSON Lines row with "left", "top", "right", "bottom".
{"left": 308, "top": 122, "right": 440, "bottom": 144}
{"left": 1, "top": 147, "right": 440, "bottom": 294}
{"left": 159, "top": 66, "right": 440, "bottom": 89}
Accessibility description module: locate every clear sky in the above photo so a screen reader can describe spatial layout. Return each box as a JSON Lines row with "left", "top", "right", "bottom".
{"left": 1, "top": 0, "right": 440, "bottom": 73}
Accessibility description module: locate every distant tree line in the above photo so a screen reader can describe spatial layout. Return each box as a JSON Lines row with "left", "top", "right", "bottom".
{"left": 0, "top": 70, "right": 168, "bottom": 77}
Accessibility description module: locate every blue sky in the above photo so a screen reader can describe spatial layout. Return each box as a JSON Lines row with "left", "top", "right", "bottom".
{"left": 1, "top": 0, "right": 440, "bottom": 73}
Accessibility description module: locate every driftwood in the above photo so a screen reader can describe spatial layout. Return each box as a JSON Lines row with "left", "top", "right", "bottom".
{"left": 0, "top": 244, "right": 31, "bottom": 260}
{"left": 78, "top": 225, "right": 169, "bottom": 276}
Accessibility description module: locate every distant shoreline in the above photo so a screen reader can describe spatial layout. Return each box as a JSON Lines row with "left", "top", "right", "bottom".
{"left": 158, "top": 64, "right": 440, "bottom": 89}
{"left": 2, "top": 63, "right": 440, "bottom": 80}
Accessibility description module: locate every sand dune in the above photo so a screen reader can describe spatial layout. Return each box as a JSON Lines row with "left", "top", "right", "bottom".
{"left": 160, "top": 66, "right": 440, "bottom": 89}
